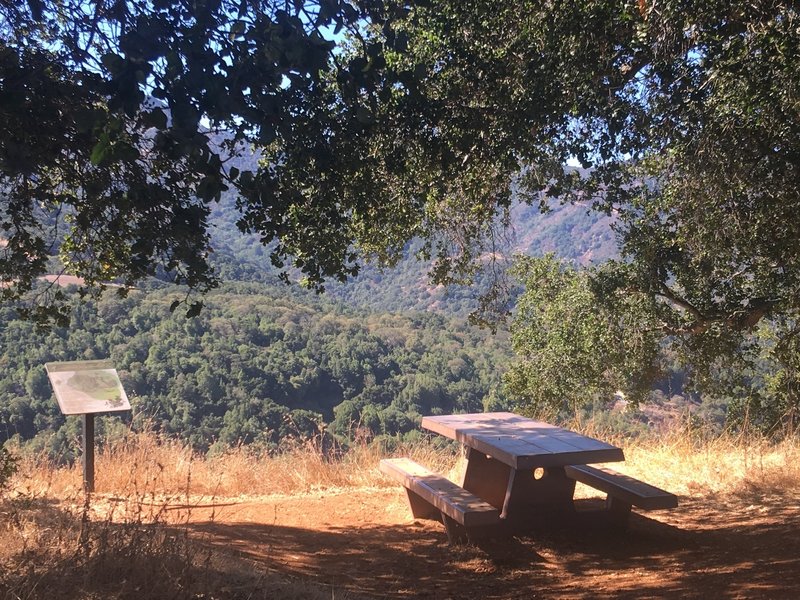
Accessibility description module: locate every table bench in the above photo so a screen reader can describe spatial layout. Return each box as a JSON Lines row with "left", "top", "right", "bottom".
{"left": 379, "top": 457, "right": 501, "bottom": 543}
{"left": 565, "top": 464, "right": 678, "bottom": 523}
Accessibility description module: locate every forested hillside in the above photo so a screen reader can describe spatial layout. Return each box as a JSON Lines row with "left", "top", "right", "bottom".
{"left": 0, "top": 154, "right": 619, "bottom": 457}
{"left": 207, "top": 184, "right": 618, "bottom": 317}
{"left": 3, "top": 0, "right": 797, "bottom": 462}
{"left": 0, "top": 282, "right": 512, "bottom": 458}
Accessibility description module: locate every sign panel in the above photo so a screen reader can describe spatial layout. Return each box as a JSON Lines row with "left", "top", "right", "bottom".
{"left": 45, "top": 360, "right": 131, "bottom": 415}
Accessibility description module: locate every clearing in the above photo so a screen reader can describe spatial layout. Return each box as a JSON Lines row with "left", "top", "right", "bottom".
{"left": 4, "top": 433, "right": 800, "bottom": 599}
{"left": 158, "top": 485, "right": 800, "bottom": 599}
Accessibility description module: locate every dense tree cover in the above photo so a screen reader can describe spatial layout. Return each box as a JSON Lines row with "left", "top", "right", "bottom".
{"left": 0, "top": 0, "right": 529, "bottom": 325}
{"left": 504, "top": 255, "right": 660, "bottom": 415}
{"left": 207, "top": 183, "right": 617, "bottom": 318}
{"left": 343, "top": 1, "right": 798, "bottom": 427}
{"left": 506, "top": 256, "right": 799, "bottom": 434}
{"left": 0, "top": 445, "right": 16, "bottom": 491}
{"left": 0, "top": 0, "right": 417, "bottom": 322}
{"left": 0, "top": 0, "right": 701, "bottom": 325}
{"left": 3, "top": 0, "right": 799, "bottom": 431}
{"left": 0, "top": 282, "right": 511, "bottom": 457}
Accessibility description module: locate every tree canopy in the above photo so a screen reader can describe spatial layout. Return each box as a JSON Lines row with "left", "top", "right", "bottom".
{"left": 1, "top": 0, "right": 419, "bottom": 322}
{"left": 365, "top": 1, "right": 800, "bottom": 423}
{"left": 504, "top": 254, "right": 662, "bottom": 415}
{"left": 3, "top": 1, "right": 800, "bottom": 422}
{"left": 344, "top": 0, "right": 798, "bottom": 423}
{"left": 360, "top": 0, "right": 800, "bottom": 336}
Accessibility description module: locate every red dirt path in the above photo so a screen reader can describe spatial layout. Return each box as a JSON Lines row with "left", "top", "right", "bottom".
{"left": 171, "top": 487, "right": 800, "bottom": 599}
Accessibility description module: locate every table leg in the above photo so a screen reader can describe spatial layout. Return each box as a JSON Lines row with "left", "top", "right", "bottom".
{"left": 404, "top": 489, "right": 441, "bottom": 521}
{"left": 502, "top": 466, "right": 577, "bottom": 527}
{"left": 462, "top": 448, "right": 578, "bottom": 528}
{"left": 461, "top": 447, "right": 511, "bottom": 510}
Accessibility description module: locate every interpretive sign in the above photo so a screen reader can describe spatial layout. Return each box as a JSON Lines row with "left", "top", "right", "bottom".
{"left": 45, "top": 360, "right": 130, "bottom": 415}
{"left": 45, "top": 359, "right": 131, "bottom": 493}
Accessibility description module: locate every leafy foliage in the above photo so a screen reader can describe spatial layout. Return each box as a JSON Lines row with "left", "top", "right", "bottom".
{"left": 0, "top": 446, "right": 17, "bottom": 491}
{"left": 0, "top": 0, "right": 420, "bottom": 322}
{"left": 341, "top": 1, "right": 799, "bottom": 426}
{"left": 504, "top": 255, "right": 661, "bottom": 415}
{"left": 3, "top": 0, "right": 800, "bottom": 432}
{"left": 0, "top": 0, "right": 619, "bottom": 326}
{"left": 0, "top": 283, "right": 511, "bottom": 456}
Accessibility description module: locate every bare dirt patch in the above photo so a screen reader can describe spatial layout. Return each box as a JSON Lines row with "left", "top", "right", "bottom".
{"left": 166, "top": 487, "right": 800, "bottom": 599}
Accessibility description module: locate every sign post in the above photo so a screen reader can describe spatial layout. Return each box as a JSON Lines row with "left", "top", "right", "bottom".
{"left": 45, "top": 360, "right": 131, "bottom": 493}
{"left": 82, "top": 413, "right": 95, "bottom": 493}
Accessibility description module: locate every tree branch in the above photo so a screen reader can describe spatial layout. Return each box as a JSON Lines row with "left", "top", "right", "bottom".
{"left": 657, "top": 283, "right": 706, "bottom": 322}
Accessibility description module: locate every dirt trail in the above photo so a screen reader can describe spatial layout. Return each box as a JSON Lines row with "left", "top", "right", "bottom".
{"left": 167, "top": 487, "right": 800, "bottom": 599}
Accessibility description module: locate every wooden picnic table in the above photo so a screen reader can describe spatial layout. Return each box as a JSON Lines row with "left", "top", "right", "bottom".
{"left": 381, "top": 411, "right": 677, "bottom": 543}
{"left": 421, "top": 411, "right": 625, "bottom": 526}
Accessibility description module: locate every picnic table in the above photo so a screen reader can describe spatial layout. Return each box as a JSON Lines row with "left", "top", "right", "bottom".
{"left": 380, "top": 412, "right": 677, "bottom": 543}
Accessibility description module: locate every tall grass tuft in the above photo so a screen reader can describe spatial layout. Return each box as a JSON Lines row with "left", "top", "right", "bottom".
{"left": 557, "top": 414, "right": 800, "bottom": 500}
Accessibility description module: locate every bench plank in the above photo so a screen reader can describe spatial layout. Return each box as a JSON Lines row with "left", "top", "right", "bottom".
{"left": 380, "top": 458, "right": 501, "bottom": 528}
{"left": 565, "top": 464, "right": 678, "bottom": 510}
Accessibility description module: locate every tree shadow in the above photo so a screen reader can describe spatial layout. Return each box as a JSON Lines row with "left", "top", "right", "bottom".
{"left": 4, "top": 493, "right": 799, "bottom": 599}
{"left": 0, "top": 497, "right": 342, "bottom": 600}
{"left": 185, "top": 494, "right": 800, "bottom": 599}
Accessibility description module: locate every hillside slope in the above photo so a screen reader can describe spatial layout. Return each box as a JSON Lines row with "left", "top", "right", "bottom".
{"left": 207, "top": 190, "right": 618, "bottom": 316}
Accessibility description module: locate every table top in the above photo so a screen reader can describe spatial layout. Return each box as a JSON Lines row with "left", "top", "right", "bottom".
{"left": 421, "top": 412, "right": 625, "bottom": 469}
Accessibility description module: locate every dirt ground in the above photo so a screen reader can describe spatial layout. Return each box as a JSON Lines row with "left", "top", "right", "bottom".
{"left": 165, "top": 486, "right": 800, "bottom": 599}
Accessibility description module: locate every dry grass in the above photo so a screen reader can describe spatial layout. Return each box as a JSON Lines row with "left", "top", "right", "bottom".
{"left": 1, "top": 430, "right": 400, "bottom": 600}
{"left": 7, "top": 421, "right": 800, "bottom": 505}
{"left": 9, "top": 430, "right": 458, "bottom": 499}
{"left": 2, "top": 423, "right": 799, "bottom": 599}
{"left": 611, "top": 430, "right": 800, "bottom": 498}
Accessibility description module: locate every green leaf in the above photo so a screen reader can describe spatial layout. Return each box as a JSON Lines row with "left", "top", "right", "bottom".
{"left": 185, "top": 301, "right": 204, "bottom": 318}
{"left": 90, "top": 135, "right": 110, "bottom": 166}
{"left": 143, "top": 108, "right": 168, "bottom": 130}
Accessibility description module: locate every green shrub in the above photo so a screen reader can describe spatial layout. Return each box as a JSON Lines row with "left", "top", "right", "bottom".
{"left": 1, "top": 447, "right": 19, "bottom": 492}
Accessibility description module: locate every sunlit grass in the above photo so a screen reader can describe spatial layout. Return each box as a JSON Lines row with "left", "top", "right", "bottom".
{"left": 9, "top": 420, "right": 800, "bottom": 502}
{"left": 2, "top": 421, "right": 799, "bottom": 599}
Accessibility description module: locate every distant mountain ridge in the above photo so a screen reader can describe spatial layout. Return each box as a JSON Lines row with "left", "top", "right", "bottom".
{"left": 207, "top": 183, "right": 619, "bottom": 316}
{"left": 172, "top": 128, "right": 619, "bottom": 315}
{"left": 508, "top": 200, "right": 617, "bottom": 265}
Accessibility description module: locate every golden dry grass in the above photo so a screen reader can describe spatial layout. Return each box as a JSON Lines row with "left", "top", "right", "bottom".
{"left": 9, "top": 431, "right": 459, "bottom": 499}
{"left": 2, "top": 423, "right": 800, "bottom": 599}
{"left": 7, "top": 423, "right": 800, "bottom": 504}
{"left": 613, "top": 430, "right": 800, "bottom": 498}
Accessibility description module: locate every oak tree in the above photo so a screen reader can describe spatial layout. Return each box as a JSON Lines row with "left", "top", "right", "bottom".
{"left": 3, "top": 1, "right": 800, "bottom": 426}
{"left": 0, "top": 0, "right": 412, "bottom": 323}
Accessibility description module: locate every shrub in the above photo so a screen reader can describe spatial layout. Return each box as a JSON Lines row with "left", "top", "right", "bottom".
{"left": 0, "top": 447, "right": 18, "bottom": 492}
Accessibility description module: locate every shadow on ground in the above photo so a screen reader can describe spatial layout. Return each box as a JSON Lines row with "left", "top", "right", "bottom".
{"left": 185, "top": 495, "right": 800, "bottom": 599}
{"left": 4, "top": 491, "right": 799, "bottom": 599}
